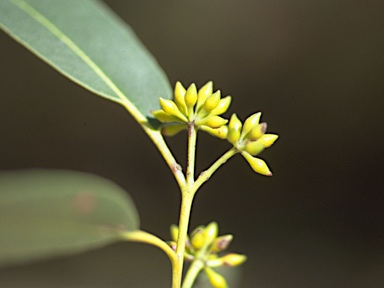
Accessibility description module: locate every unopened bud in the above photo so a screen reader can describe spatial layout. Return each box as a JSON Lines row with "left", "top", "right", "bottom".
{"left": 152, "top": 110, "right": 183, "bottom": 123}
{"left": 244, "top": 140, "right": 264, "bottom": 156}
{"left": 184, "top": 83, "right": 198, "bottom": 108}
{"left": 205, "top": 267, "right": 228, "bottom": 288}
{"left": 242, "top": 152, "right": 272, "bottom": 176}
{"left": 200, "top": 125, "right": 228, "bottom": 139}
{"left": 174, "top": 81, "right": 187, "bottom": 114}
{"left": 227, "top": 114, "right": 242, "bottom": 144}
{"left": 203, "top": 90, "right": 221, "bottom": 112}
{"left": 258, "top": 134, "right": 279, "bottom": 148}
{"left": 211, "top": 96, "right": 232, "bottom": 116}
{"left": 196, "top": 116, "right": 228, "bottom": 129}
{"left": 247, "top": 122, "right": 267, "bottom": 141}
{"left": 159, "top": 98, "right": 188, "bottom": 122}
{"left": 208, "top": 253, "right": 247, "bottom": 267}
{"left": 204, "top": 222, "right": 219, "bottom": 247}
{"left": 170, "top": 224, "right": 179, "bottom": 242}
{"left": 242, "top": 112, "right": 261, "bottom": 138}
{"left": 196, "top": 81, "right": 213, "bottom": 111}
{"left": 210, "top": 234, "right": 233, "bottom": 253}
{"left": 191, "top": 226, "right": 205, "bottom": 250}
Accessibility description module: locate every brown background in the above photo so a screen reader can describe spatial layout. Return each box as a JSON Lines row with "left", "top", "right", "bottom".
{"left": 0, "top": 0, "right": 383, "bottom": 287}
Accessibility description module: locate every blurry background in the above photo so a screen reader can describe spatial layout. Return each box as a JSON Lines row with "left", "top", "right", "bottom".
{"left": 0, "top": 0, "right": 383, "bottom": 287}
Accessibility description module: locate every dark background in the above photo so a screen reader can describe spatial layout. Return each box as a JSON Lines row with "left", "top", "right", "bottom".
{"left": 0, "top": 0, "right": 383, "bottom": 287}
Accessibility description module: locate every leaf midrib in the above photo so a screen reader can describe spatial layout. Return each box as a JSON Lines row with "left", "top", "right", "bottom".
{"left": 11, "top": 0, "right": 147, "bottom": 123}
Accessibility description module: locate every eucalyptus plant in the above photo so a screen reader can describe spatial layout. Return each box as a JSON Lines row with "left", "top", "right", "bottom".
{"left": 0, "top": 1, "right": 278, "bottom": 287}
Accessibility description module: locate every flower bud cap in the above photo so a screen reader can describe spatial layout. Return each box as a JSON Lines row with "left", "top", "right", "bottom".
{"left": 184, "top": 83, "right": 198, "bottom": 108}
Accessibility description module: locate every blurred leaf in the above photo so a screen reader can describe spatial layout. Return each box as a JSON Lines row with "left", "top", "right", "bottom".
{"left": 0, "top": 170, "right": 139, "bottom": 266}
{"left": 0, "top": 0, "right": 172, "bottom": 122}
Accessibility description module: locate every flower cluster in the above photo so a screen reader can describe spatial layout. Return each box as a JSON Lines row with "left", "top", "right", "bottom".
{"left": 151, "top": 81, "right": 231, "bottom": 137}
{"left": 226, "top": 113, "right": 278, "bottom": 176}
{"left": 169, "top": 222, "right": 246, "bottom": 288}
{"left": 152, "top": 81, "right": 278, "bottom": 175}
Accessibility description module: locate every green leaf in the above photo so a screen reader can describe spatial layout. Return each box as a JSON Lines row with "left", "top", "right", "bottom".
{"left": 0, "top": 169, "right": 139, "bottom": 266}
{"left": 0, "top": 0, "right": 172, "bottom": 123}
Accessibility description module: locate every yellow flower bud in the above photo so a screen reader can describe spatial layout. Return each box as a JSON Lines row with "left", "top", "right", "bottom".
{"left": 184, "top": 83, "right": 198, "bottom": 108}
{"left": 241, "top": 112, "right": 261, "bottom": 138}
{"left": 159, "top": 98, "right": 188, "bottom": 122}
{"left": 196, "top": 81, "right": 213, "bottom": 111}
{"left": 204, "top": 222, "right": 219, "bottom": 247}
{"left": 151, "top": 110, "right": 183, "bottom": 123}
{"left": 205, "top": 267, "right": 228, "bottom": 288}
{"left": 174, "top": 81, "right": 187, "bottom": 115}
{"left": 211, "top": 96, "right": 232, "bottom": 116}
{"left": 244, "top": 140, "right": 264, "bottom": 156}
{"left": 247, "top": 122, "right": 267, "bottom": 141}
{"left": 242, "top": 152, "right": 272, "bottom": 176}
{"left": 220, "top": 253, "right": 247, "bottom": 267}
{"left": 210, "top": 234, "right": 233, "bottom": 253}
{"left": 196, "top": 116, "right": 228, "bottom": 129}
{"left": 227, "top": 114, "right": 242, "bottom": 144}
{"left": 203, "top": 90, "right": 221, "bottom": 112}
{"left": 162, "top": 124, "right": 187, "bottom": 136}
{"left": 258, "top": 134, "right": 279, "bottom": 148}
{"left": 191, "top": 226, "right": 205, "bottom": 250}
{"left": 200, "top": 125, "right": 228, "bottom": 139}
{"left": 170, "top": 224, "right": 179, "bottom": 242}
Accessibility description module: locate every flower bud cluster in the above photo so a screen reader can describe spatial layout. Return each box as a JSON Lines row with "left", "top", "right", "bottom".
{"left": 168, "top": 222, "right": 246, "bottom": 288}
{"left": 152, "top": 81, "right": 231, "bottom": 137}
{"left": 152, "top": 81, "right": 278, "bottom": 176}
{"left": 226, "top": 112, "right": 278, "bottom": 176}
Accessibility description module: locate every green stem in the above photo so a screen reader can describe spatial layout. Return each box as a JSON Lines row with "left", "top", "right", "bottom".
{"left": 173, "top": 194, "right": 194, "bottom": 288}
{"left": 172, "top": 123, "right": 198, "bottom": 288}
{"left": 181, "top": 259, "right": 204, "bottom": 288}
{"left": 186, "top": 123, "right": 197, "bottom": 185}
{"left": 121, "top": 230, "right": 176, "bottom": 265}
{"left": 191, "top": 147, "right": 238, "bottom": 194}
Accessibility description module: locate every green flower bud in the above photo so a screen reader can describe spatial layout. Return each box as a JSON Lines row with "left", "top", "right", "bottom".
{"left": 151, "top": 110, "right": 184, "bottom": 123}
{"left": 205, "top": 267, "right": 228, "bottom": 288}
{"left": 159, "top": 98, "right": 188, "bottom": 122}
{"left": 184, "top": 83, "right": 198, "bottom": 108}
{"left": 247, "top": 122, "right": 267, "bottom": 141}
{"left": 196, "top": 81, "right": 213, "bottom": 111}
{"left": 204, "top": 222, "right": 219, "bottom": 247}
{"left": 241, "top": 112, "right": 261, "bottom": 138}
{"left": 203, "top": 90, "right": 221, "bottom": 112}
{"left": 161, "top": 124, "right": 187, "bottom": 136}
{"left": 210, "top": 234, "right": 233, "bottom": 253}
{"left": 244, "top": 140, "right": 264, "bottom": 156}
{"left": 242, "top": 152, "right": 272, "bottom": 176}
{"left": 174, "top": 81, "right": 187, "bottom": 115}
{"left": 227, "top": 114, "right": 242, "bottom": 144}
{"left": 200, "top": 125, "right": 228, "bottom": 139}
{"left": 258, "top": 134, "right": 279, "bottom": 148}
{"left": 211, "top": 96, "right": 232, "bottom": 116}
{"left": 196, "top": 116, "right": 228, "bottom": 129}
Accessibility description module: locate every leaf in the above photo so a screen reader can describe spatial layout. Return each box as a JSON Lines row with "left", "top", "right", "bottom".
{"left": 0, "top": 0, "right": 172, "bottom": 123}
{"left": 0, "top": 169, "right": 139, "bottom": 266}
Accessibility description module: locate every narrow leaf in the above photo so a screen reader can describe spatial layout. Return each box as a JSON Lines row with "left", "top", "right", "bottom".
{"left": 0, "top": 0, "right": 172, "bottom": 122}
{"left": 0, "top": 170, "right": 139, "bottom": 266}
